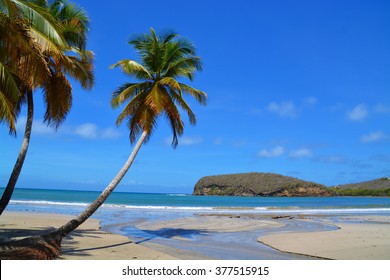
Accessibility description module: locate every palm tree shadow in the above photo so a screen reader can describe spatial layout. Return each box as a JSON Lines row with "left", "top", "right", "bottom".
{"left": 0, "top": 227, "right": 56, "bottom": 242}
{"left": 60, "top": 229, "right": 134, "bottom": 258}
{"left": 135, "top": 228, "right": 210, "bottom": 244}
{"left": 60, "top": 239, "right": 133, "bottom": 258}
{"left": 0, "top": 227, "right": 133, "bottom": 259}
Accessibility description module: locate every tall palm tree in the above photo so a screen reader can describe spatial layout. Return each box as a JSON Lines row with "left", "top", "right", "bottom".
{"left": 0, "top": 0, "right": 21, "bottom": 133}
{"left": 0, "top": 0, "right": 94, "bottom": 215}
{"left": 0, "top": 0, "right": 50, "bottom": 134}
{"left": 23, "top": 28, "right": 206, "bottom": 258}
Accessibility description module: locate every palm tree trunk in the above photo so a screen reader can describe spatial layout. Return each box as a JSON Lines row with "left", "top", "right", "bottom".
{"left": 0, "top": 90, "right": 34, "bottom": 216}
{"left": 47, "top": 130, "right": 148, "bottom": 242}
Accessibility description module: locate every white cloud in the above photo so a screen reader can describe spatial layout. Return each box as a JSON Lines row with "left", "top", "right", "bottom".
{"left": 15, "top": 117, "right": 27, "bottom": 131}
{"left": 165, "top": 136, "right": 202, "bottom": 146}
{"left": 303, "top": 96, "right": 318, "bottom": 106}
{"left": 267, "top": 101, "right": 297, "bottom": 118}
{"left": 213, "top": 137, "right": 223, "bottom": 145}
{"left": 73, "top": 124, "right": 122, "bottom": 140}
{"left": 374, "top": 104, "right": 390, "bottom": 114}
{"left": 249, "top": 107, "right": 262, "bottom": 115}
{"left": 258, "top": 146, "right": 284, "bottom": 158}
{"left": 15, "top": 117, "right": 121, "bottom": 140}
{"left": 101, "top": 127, "right": 122, "bottom": 139}
{"left": 315, "top": 155, "right": 348, "bottom": 164}
{"left": 74, "top": 123, "right": 98, "bottom": 139}
{"left": 346, "top": 104, "right": 368, "bottom": 121}
{"left": 16, "top": 117, "right": 54, "bottom": 135}
{"left": 289, "top": 148, "right": 312, "bottom": 158}
{"left": 360, "top": 131, "right": 386, "bottom": 143}
{"left": 181, "top": 137, "right": 203, "bottom": 145}
{"left": 329, "top": 102, "right": 344, "bottom": 112}
{"left": 232, "top": 139, "right": 247, "bottom": 147}
{"left": 34, "top": 123, "right": 55, "bottom": 135}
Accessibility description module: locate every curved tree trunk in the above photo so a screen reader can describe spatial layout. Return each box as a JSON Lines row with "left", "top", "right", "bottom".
{"left": 47, "top": 130, "right": 148, "bottom": 243}
{"left": 0, "top": 130, "right": 148, "bottom": 259}
{"left": 0, "top": 90, "right": 34, "bottom": 216}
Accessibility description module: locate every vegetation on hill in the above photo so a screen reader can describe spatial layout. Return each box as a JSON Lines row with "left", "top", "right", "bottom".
{"left": 193, "top": 173, "right": 390, "bottom": 197}
{"left": 330, "top": 177, "right": 390, "bottom": 196}
{"left": 193, "top": 173, "right": 331, "bottom": 197}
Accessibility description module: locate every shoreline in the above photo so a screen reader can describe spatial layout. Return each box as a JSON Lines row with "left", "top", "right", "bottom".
{"left": 0, "top": 212, "right": 178, "bottom": 260}
{"left": 258, "top": 216, "right": 390, "bottom": 260}
{"left": 1, "top": 211, "right": 390, "bottom": 260}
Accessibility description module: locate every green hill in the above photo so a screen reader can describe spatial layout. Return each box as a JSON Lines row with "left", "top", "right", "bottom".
{"left": 330, "top": 177, "right": 390, "bottom": 196}
{"left": 193, "top": 172, "right": 331, "bottom": 197}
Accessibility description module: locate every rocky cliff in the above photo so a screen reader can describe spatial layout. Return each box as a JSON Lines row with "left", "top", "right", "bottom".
{"left": 193, "top": 172, "right": 331, "bottom": 197}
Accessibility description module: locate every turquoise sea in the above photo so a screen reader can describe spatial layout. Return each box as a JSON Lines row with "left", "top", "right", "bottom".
{"left": 3, "top": 188, "right": 390, "bottom": 259}
{"left": 5, "top": 187, "right": 390, "bottom": 212}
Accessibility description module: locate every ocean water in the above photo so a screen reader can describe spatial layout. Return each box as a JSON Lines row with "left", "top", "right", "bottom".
{"left": 3, "top": 188, "right": 390, "bottom": 259}
{"left": 5, "top": 187, "right": 390, "bottom": 213}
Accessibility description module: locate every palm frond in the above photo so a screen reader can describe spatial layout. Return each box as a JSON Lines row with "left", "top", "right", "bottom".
{"left": 49, "top": 0, "right": 90, "bottom": 49}
{"left": 161, "top": 89, "right": 184, "bottom": 148}
{"left": 162, "top": 37, "right": 196, "bottom": 69}
{"left": 111, "top": 82, "right": 151, "bottom": 108}
{"left": 13, "top": 0, "right": 66, "bottom": 47}
{"left": 110, "top": 60, "right": 152, "bottom": 80}
{"left": 0, "top": 6, "right": 50, "bottom": 88}
{"left": 0, "top": 0, "right": 93, "bottom": 135}
{"left": 127, "top": 102, "right": 157, "bottom": 144}
{"left": 170, "top": 89, "right": 197, "bottom": 125}
{"left": 28, "top": 26, "right": 69, "bottom": 64}
{"left": 115, "top": 90, "right": 146, "bottom": 126}
{"left": 62, "top": 49, "right": 94, "bottom": 90}
{"left": 42, "top": 70, "right": 72, "bottom": 128}
{"left": 144, "top": 83, "right": 166, "bottom": 114}
{"left": 162, "top": 31, "right": 178, "bottom": 45}
{"left": 0, "top": 62, "right": 18, "bottom": 133}
{"left": 179, "top": 83, "right": 207, "bottom": 105}
{"left": 159, "top": 77, "right": 181, "bottom": 94}
{"left": 164, "top": 56, "right": 202, "bottom": 80}
{"left": 0, "top": 0, "right": 20, "bottom": 17}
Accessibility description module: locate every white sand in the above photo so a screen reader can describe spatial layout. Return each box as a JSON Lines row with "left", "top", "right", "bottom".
{"left": 259, "top": 220, "right": 390, "bottom": 260}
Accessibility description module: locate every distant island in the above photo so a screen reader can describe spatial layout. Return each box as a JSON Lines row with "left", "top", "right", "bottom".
{"left": 193, "top": 173, "right": 390, "bottom": 197}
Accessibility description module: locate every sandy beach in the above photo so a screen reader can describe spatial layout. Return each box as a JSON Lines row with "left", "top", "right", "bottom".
{"left": 259, "top": 216, "right": 390, "bottom": 260}
{"left": 0, "top": 212, "right": 177, "bottom": 260}
{"left": 1, "top": 211, "right": 390, "bottom": 260}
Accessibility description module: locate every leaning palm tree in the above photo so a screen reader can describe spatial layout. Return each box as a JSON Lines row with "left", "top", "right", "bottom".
{"left": 0, "top": 28, "right": 206, "bottom": 259}
{"left": 0, "top": 0, "right": 94, "bottom": 215}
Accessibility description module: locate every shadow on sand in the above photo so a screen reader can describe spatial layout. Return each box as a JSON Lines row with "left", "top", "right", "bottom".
{"left": 134, "top": 227, "right": 210, "bottom": 244}
{"left": 0, "top": 226, "right": 132, "bottom": 259}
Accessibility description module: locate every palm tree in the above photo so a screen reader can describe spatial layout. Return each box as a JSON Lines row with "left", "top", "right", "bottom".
{"left": 0, "top": 0, "right": 94, "bottom": 215}
{"left": 0, "top": 0, "right": 50, "bottom": 134}
{"left": 1, "top": 0, "right": 58, "bottom": 214}
{"left": 0, "top": 0, "right": 21, "bottom": 133}
{"left": 9, "top": 28, "right": 206, "bottom": 259}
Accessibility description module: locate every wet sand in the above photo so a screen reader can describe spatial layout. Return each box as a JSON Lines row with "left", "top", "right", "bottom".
{"left": 258, "top": 216, "right": 390, "bottom": 260}
{"left": 128, "top": 214, "right": 390, "bottom": 260}
{"left": 1, "top": 212, "right": 390, "bottom": 260}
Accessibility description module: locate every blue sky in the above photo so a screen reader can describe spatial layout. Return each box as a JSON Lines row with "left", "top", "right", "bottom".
{"left": 1, "top": 0, "right": 389, "bottom": 193}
